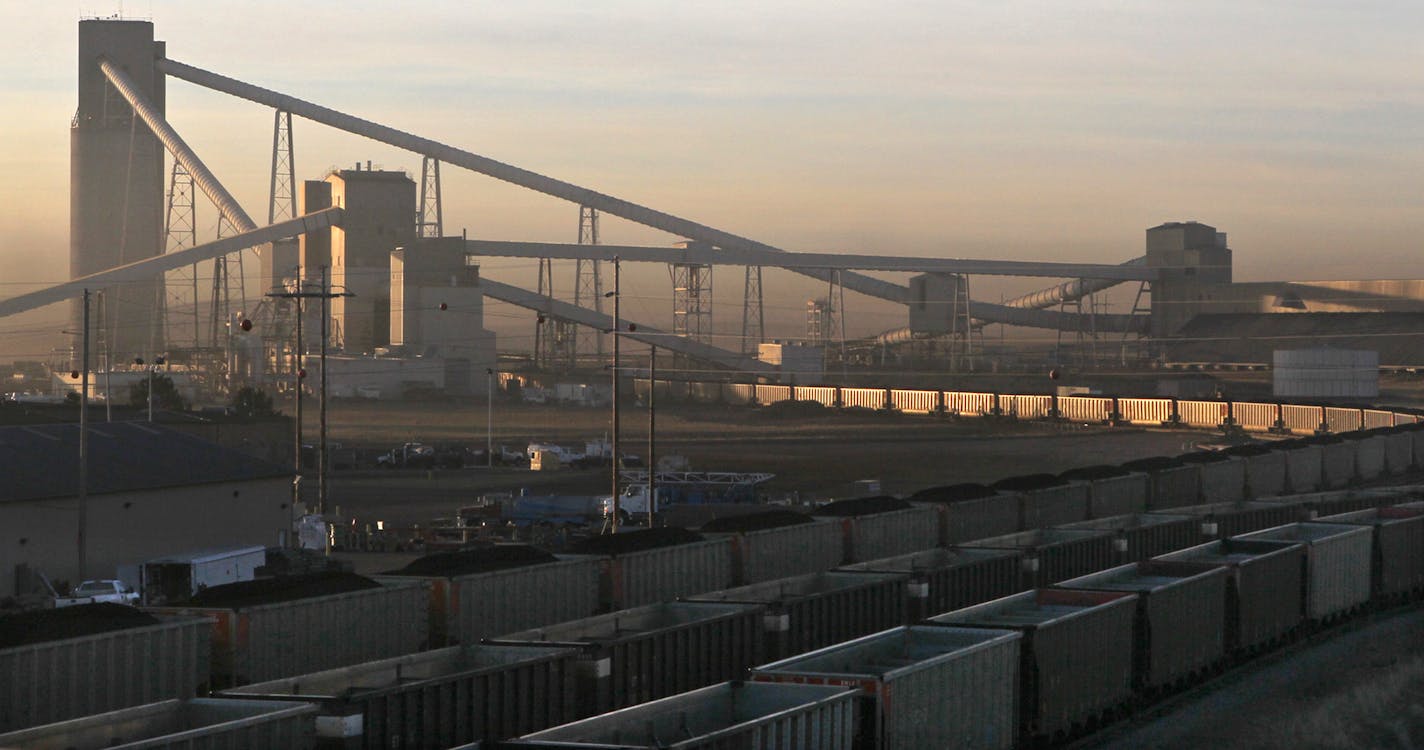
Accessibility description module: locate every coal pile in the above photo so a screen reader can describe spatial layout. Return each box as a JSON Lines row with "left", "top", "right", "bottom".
{"left": 700, "top": 510, "right": 814, "bottom": 533}
{"left": 184, "top": 572, "right": 381, "bottom": 608}
{"left": 0, "top": 604, "right": 159, "bottom": 649}
{"left": 1058, "top": 465, "right": 1130, "bottom": 481}
{"left": 909, "top": 483, "right": 998, "bottom": 503}
{"left": 386, "top": 545, "right": 559, "bottom": 577}
{"left": 992, "top": 473, "right": 1067, "bottom": 491}
{"left": 814, "top": 496, "right": 911, "bottom": 517}
{"left": 1306, "top": 434, "right": 1345, "bottom": 445}
{"left": 1122, "top": 456, "right": 1186, "bottom": 471}
{"left": 568, "top": 527, "right": 706, "bottom": 555}
{"left": 1179, "top": 451, "right": 1231, "bottom": 464}
{"left": 1223, "top": 444, "right": 1273, "bottom": 457}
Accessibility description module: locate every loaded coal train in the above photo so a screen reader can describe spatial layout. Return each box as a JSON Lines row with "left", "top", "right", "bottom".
{"left": 4, "top": 411, "right": 1424, "bottom": 748}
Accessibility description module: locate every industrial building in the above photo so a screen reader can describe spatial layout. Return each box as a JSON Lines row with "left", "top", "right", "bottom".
{"left": 23, "top": 17, "right": 1424, "bottom": 405}
{"left": 0, "top": 422, "right": 291, "bottom": 600}
{"left": 71, "top": 20, "right": 166, "bottom": 363}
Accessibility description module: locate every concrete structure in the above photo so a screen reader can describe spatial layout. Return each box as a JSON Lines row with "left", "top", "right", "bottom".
{"left": 72, "top": 20, "right": 166, "bottom": 362}
{"left": 1146, "top": 221, "right": 1232, "bottom": 337}
{"left": 0, "top": 423, "right": 290, "bottom": 600}
{"left": 758, "top": 342, "right": 824, "bottom": 381}
{"left": 307, "top": 354, "right": 444, "bottom": 400}
{"left": 1273, "top": 349, "right": 1380, "bottom": 399}
{"left": 908, "top": 273, "right": 969, "bottom": 335}
{"left": 390, "top": 238, "right": 497, "bottom": 394}
{"left": 300, "top": 167, "right": 415, "bottom": 354}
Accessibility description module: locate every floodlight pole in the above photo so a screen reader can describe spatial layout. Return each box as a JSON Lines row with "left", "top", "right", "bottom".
{"left": 648, "top": 344, "right": 656, "bottom": 527}
{"left": 610, "top": 257, "right": 621, "bottom": 532}
{"left": 78, "top": 289, "right": 90, "bottom": 582}
{"left": 486, "top": 368, "right": 494, "bottom": 469}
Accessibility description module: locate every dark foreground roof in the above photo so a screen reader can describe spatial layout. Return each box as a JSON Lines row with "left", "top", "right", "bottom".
{"left": 1167, "top": 312, "right": 1424, "bottom": 366}
{"left": 0, "top": 422, "right": 289, "bottom": 503}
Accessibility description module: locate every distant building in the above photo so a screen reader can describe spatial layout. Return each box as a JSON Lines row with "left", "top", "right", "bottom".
{"left": 0, "top": 423, "right": 290, "bottom": 600}
{"left": 299, "top": 166, "right": 416, "bottom": 354}
{"left": 1273, "top": 349, "right": 1379, "bottom": 400}
{"left": 389, "top": 237, "right": 497, "bottom": 395}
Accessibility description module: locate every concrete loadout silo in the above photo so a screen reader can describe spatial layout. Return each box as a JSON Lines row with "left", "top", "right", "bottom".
{"left": 72, "top": 19, "right": 166, "bottom": 362}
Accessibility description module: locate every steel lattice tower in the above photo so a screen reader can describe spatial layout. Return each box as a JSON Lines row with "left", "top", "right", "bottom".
{"left": 741, "top": 266, "right": 763, "bottom": 354}
{"left": 574, "top": 206, "right": 603, "bottom": 360}
{"left": 161, "top": 160, "right": 199, "bottom": 349}
{"left": 269, "top": 111, "right": 296, "bottom": 224}
{"left": 670, "top": 263, "right": 712, "bottom": 344}
{"left": 417, "top": 156, "right": 442, "bottom": 238}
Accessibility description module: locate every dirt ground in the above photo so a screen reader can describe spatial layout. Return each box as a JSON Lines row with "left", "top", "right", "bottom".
{"left": 316, "top": 399, "right": 1205, "bottom": 530}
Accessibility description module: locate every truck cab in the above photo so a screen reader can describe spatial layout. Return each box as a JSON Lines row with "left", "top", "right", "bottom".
{"left": 55, "top": 579, "right": 139, "bottom": 607}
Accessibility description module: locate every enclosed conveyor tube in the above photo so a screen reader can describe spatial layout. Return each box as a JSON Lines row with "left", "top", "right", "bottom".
{"left": 99, "top": 58, "right": 258, "bottom": 235}
{"left": 156, "top": 58, "right": 908, "bottom": 304}
{"left": 0, "top": 209, "right": 343, "bottom": 320}
{"left": 1002, "top": 257, "right": 1147, "bottom": 310}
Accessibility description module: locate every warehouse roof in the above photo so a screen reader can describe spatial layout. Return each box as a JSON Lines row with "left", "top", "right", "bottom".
{"left": 0, "top": 422, "right": 289, "bottom": 502}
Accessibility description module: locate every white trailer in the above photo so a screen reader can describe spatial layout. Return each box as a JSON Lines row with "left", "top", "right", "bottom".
{"left": 138, "top": 546, "right": 266, "bottom": 605}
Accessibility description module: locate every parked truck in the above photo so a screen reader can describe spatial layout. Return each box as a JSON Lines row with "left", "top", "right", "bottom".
{"left": 615, "top": 471, "right": 775, "bottom": 516}
{"left": 53, "top": 579, "right": 139, "bottom": 607}
{"left": 133, "top": 546, "right": 266, "bottom": 605}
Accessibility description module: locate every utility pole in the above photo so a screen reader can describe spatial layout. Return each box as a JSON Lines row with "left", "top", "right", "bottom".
{"left": 608, "top": 257, "right": 621, "bottom": 532}
{"left": 293, "top": 269, "right": 304, "bottom": 517}
{"left": 486, "top": 368, "right": 494, "bottom": 469}
{"left": 265, "top": 268, "right": 351, "bottom": 520}
{"left": 647, "top": 344, "right": 656, "bottom": 527}
{"left": 78, "top": 289, "right": 90, "bottom": 582}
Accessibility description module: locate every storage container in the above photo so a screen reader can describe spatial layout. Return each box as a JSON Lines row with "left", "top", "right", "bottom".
{"left": 1222, "top": 445, "right": 1288, "bottom": 498}
{"left": 1317, "top": 436, "right": 1357, "bottom": 488}
{"left": 815, "top": 506, "right": 941, "bottom": 564}
{"left": 596, "top": 537, "right": 735, "bottom": 610}
{"left": 1351, "top": 433, "right": 1388, "bottom": 481}
{"left": 958, "top": 529, "right": 1118, "bottom": 588}
{"left": 0, "top": 698, "right": 316, "bottom": 750}
{"left": 374, "top": 555, "right": 602, "bottom": 646}
{"left": 908, "top": 485, "right": 1020, "bottom": 545}
{"left": 1121, "top": 457, "right": 1201, "bottom": 511}
{"left": 753, "top": 626, "right": 1021, "bottom": 750}
{"left": 1256, "top": 489, "right": 1395, "bottom": 520}
{"left": 685, "top": 571, "right": 909, "bottom": 662}
{"left": 1078, "top": 471, "right": 1150, "bottom": 519}
{"left": 839, "top": 547, "right": 1025, "bottom": 621}
{"left": 1319, "top": 503, "right": 1424, "bottom": 599}
{"left": 488, "top": 601, "right": 765, "bottom": 716}
{"left": 1150, "top": 500, "right": 1304, "bottom": 540}
{"left": 147, "top": 578, "right": 429, "bottom": 688}
{"left": 706, "top": 519, "right": 846, "bottom": 585}
{"left": 926, "top": 589, "right": 1136, "bottom": 743}
{"left": 1234, "top": 522, "right": 1373, "bottom": 621}
{"left": 1383, "top": 428, "right": 1414, "bottom": 474}
{"left": 1180, "top": 452, "right": 1247, "bottom": 503}
{"left": 0, "top": 614, "right": 210, "bottom": 732}
{"left": 1012, "top": 479, "right": 1092, "bottom": 529}
{"left": 1055, "top": 562, "right": 1229, "bottom": 690}
{"left": 1054, "top": 513, "right": 1202, "bottom": 563}
{"left": 504, "top": 681, "right": 857, "bottom": 750}
{"left": 1277, "top": 440, "right": 1324, "bottom": 493}
{"left": 216, "top": 643, "right": 579, "bottom": 748}
{"left": 1152, "top": 539, "right": 1306, "bottom": 653}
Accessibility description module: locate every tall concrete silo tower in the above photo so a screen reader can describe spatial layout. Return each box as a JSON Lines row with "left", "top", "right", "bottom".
{"left": 72, "top": 19, "right": 166, "bottom": 362}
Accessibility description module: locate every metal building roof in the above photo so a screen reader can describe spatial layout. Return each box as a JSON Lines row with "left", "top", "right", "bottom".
{"left": 0, "top": 422, "right": 289, "bottom": 502}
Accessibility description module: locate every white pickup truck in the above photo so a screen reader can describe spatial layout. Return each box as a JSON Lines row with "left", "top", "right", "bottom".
{"left": 54, "top": 579, "right": 140, "bottom": 607}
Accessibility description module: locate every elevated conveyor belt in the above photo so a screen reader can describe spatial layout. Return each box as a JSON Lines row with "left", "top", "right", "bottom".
{"left": 479, "top": 278, "right": 774, "bottom": 375}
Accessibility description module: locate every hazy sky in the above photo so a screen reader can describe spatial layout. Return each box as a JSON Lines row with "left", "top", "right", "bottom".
{"left": 2, "top": 1, "right": 1422, "bottom": 359}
